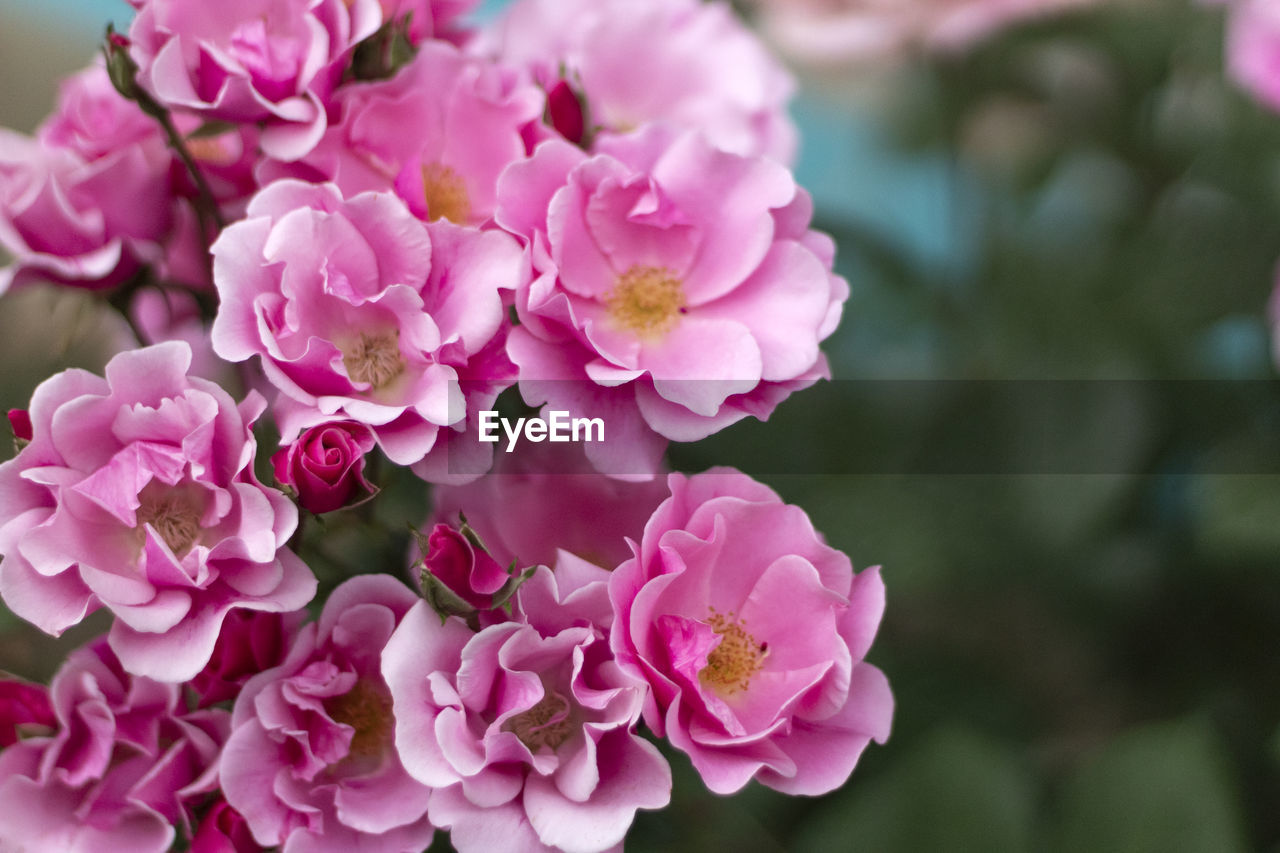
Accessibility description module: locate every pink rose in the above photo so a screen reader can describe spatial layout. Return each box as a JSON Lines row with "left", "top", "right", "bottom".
{"left": 271, "top": 421, "right": 378, "bottom": 514}
{"left": 0, "top": 679, "right": 55, "bottom": 748}
{"left": 262, "top": 41, "right": 544, "bottom": 227}
{"left": 127, "top": 0, "right": 383, "bottom": 161}
{"left": 416, "top": 522, "right": 511, "bottom": 611}
{"left": 0, "top": 639, "right": 227, "bottom": 852}
{"left": 220, "top": 575, "right": 436, "bottom": 852}
{"left": 210, "top": 180, "right": 526, "bottom": 471}
{"left": 609, "top": 469, "right": 893, "bottom": 795}
{"left": 490, "top": 0, "right": 797, "bottom": 162}
{"left": 0, "top": 341, "right": 316, "bottom": 682}
{"left": 0, "top": 64, "right": 174, "bottom": 293}
{"left": 429, "top": 440, "right": 667, "bottom": 570}
{"left": 495, "top": 128, "right": 847, "bottom": 475}
{"left": 382, "top": 562, "right": 671, "bottom": 853}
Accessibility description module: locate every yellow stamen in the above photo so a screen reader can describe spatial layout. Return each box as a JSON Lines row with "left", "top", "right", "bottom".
{"left": 606, "top": 265, "right": 685, "bottom": 339}
{"left": 421, "top": 163, "right": 471, "bottom": 224}
{"left": 699, "top": 608, "right": 768, "bottom": 695}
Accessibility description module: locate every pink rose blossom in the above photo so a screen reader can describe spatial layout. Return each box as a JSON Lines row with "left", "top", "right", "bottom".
{"left": 210, "top": 180, "right": 527, "bottom": 471}
{"left": 271, "top": 421, "right": 378, "bottom": 514}
{"left": 495, "top": 128, "right": 847, "bottom": 475}
{"left": 609, "top": 469, "right": 893, "bottom": 795}
{"left": 0, "top": 64, "right": 174, "bottom": 293}
{"left": 220, "top": 575, "right": 436, "bottom": 852}
{"left": 0, "top": 638, "right": 227, "bottom": 852}
{"left": 0, "top": 678, "right": 55, "bottom": 748}
{"left": 263, "top": 41, "right": 543, "bottom": 227}
{"left": 126, "top": 0, "right": 383, "bottom": 161}
{"left": 382, "top": 561, "right": 671, "bottom": 853}
{"left": 429, "top": 441, "right": 667, "bottom": 570}
{"left": 0, "top": 341, "right": 316, "bottom": 682}
{"left": 748, "top": 0, "right": 1099, "bottom": 64}
{"left": 490, "top": 0, "right": 797, "bottom": 163}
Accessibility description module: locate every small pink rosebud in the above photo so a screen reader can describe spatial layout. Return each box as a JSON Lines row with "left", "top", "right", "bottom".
{"left": 6, "top": 409, "right": 32, "bottom": 443}
{"left": 271, "top": 421, "right": 378, "bottom": 514}
{"left": 546, "top": 79, "right": 587, "bottom": 146}
{"left": 0, "top": 679, "right": 55, "bottom": 747}
{"left": 418, "top": 522, "right": 513, "bottom": 614}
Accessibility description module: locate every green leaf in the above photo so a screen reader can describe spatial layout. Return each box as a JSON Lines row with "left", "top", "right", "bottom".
{"left": 1051, "top": 718, "right": 1248, "bottom": 853}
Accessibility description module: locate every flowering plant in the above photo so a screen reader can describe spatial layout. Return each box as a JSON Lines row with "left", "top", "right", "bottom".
{"left": 0, "top": 0, "right": 893, "bottom": 850}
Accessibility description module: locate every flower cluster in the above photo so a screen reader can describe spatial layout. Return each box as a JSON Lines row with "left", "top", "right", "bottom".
{"left": 0, "top": 1, "right": 892, "bottom": 850}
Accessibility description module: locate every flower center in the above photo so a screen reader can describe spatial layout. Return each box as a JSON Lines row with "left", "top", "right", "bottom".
{"left": 343, "top": 329, "right": 404, "bottom": 389}
{"left": 136, "top": 491, "right": 202, "bottom": 557}
{"left": 699, "top": 608, "right": 768, "bottom": 695}
{"left": 503, "top": 689, "right": 573, "bottom": 751}
{"left": 421, "top": 163, "right": 471, "bottom": 224}
{"left": 606, "top": 266, "right": 685, "bottom": 339}
{"left": 325, "top": 679, "right": 393, "bottom": 767}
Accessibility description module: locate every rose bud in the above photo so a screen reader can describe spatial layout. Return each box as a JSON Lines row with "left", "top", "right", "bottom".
{"left": 272, "top": 421, "right": 378, "bottom": 514}
{"left": 190, "top": 799, "right": 259, "bottom": 853}
{"left": 0, "top": 678, "right": 55, "bottom": 747}
{"left": 546, "top": 78, "right": 589, "bottom": 146}
{"left": 6, "top": 409, "right": 31, "bottom": 444}
{"left": 416, "top": 521, "right": 527, "bottom": 621}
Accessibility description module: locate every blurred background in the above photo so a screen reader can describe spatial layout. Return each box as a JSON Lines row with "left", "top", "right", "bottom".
{"left": 3, "top": 0, "right": 1280, "bottom": 850}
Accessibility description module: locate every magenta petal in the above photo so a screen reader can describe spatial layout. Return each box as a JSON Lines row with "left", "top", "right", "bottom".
{"left": 643, "top": 319, "right": 762, "bottom": 416}
{"left": 524, "top": 731, "right": 671, "bottom": 853}
{"left": 694, "top": 240, "right": 831, "bottom": 381}
{"left": 755, "top": 663, "right": 893, "bottom": 796}
{"left": 0, "top": 553, "right": 94, "bottom": 635}
{"left": 429, "top": 786, "right": 552, "bottom": 853}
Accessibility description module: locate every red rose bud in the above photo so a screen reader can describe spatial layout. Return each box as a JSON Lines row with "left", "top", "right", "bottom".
{"left": 419, "top": 522, "right": 513, "bottom": 614}
{"left": 547, "top": 79, "right": 587, "bottom": 146}
{"left": 7, "top": 409, "right": 32, "bottom": 443}
{"left": 191, "top": 799, "right": 259, "bottom": 853}
{"left": 272, "top": 421, "right": 378, "bottom": 514}
{"left": 189, "top": 609, "right": 303, "bottom": 708}
{"left": 0, "top": 679, "right": 56, "bottom": 748}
